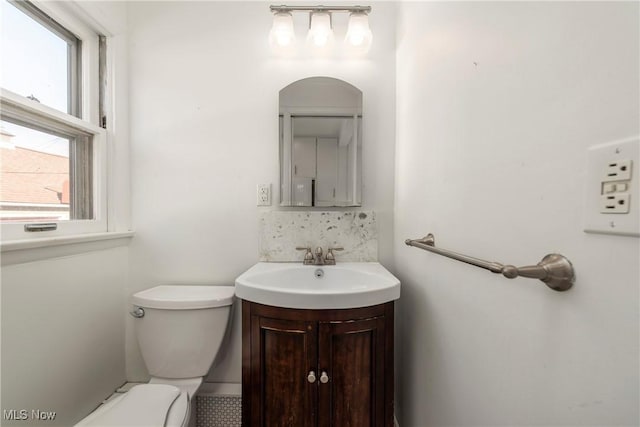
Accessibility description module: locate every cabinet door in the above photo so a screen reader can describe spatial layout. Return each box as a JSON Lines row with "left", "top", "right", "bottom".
{"left": 315, "top": 137, "right": 338, "bottom": 207}
{"left": 250, "top": 315, "right": 318, "bottom": 427}
{"left": 292, "top": 137, "right": 317, "bottom": 178}
{"left": 318, "top": 317, "right": 387, "bottom": 427}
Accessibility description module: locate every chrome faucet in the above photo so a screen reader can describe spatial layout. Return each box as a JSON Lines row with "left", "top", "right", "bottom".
{"left": 296, "top": 246, "right": 343, "bottom": 265}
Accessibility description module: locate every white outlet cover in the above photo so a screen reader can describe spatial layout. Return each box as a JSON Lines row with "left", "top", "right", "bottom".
{"left": 584, "top": 137, "right": 639, "bottom": 237}
{"left": 257, "top": 183, "right": 271, "bottom": 206}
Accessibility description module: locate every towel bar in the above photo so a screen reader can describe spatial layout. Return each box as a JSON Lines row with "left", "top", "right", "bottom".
{"left": 405, "top": 234, "right": 574, "bottom": 291}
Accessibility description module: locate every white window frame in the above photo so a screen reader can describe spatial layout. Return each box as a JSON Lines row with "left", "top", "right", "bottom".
{"left": 0, "top": 0, "right": 106, "bottom": 241}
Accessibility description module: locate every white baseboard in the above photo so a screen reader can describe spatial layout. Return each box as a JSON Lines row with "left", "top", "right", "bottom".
{"left": 197, "top": 382, "right": 242, "bottom": 397}
{"left": 117, "top": 381, "right": 242, "bottom": 398}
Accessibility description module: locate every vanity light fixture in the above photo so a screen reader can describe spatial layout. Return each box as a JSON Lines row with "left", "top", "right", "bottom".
{"left": 345, "top": 10, "right": 372, "bottom": 52}
{"left": 269, "top": 10, "right": 296, "bottom": 49}
{"left": 308, "top": 11, "right": 333, "bottom": 48}
{"left": 269, "top": 5, "right": 372, "bottom": 53}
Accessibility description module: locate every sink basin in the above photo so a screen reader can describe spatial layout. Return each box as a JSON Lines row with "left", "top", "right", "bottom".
{"left": 235, "top": 262, "right": 400, "bottom": 309}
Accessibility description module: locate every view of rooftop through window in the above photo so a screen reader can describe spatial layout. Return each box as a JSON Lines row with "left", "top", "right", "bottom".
{"left": 1, "top": 0, "right": 74, "bottom": 222}
{"left": 0, "top": 121, "right": 71, "bottom": 222}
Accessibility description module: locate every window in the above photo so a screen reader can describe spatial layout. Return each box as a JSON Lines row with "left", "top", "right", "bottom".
{"left": 1, "top": 0, "right": 80, "bottom": 116}
{"left": 0, "top": 0, "right": 105, "bottom": 240}
{"left": 1, "top": 120, "right": 73, "bottom": 222}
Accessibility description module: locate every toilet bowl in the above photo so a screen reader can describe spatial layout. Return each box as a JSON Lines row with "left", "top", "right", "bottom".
{"left": 76, "top": 285, "right": 235, "bottom": 427}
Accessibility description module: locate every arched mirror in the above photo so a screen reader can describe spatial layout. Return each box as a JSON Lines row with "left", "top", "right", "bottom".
{"left": 279, "top": 77, "right": 362, "bottom": 207}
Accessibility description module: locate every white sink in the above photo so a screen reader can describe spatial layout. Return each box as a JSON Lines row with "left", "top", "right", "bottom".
{"left": 235, "top": 262, "right": 400, "bottom": 309}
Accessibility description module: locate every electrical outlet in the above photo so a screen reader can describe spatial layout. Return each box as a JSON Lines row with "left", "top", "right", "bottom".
{"left": 600, "top": 194, "right": 630, "bottom": 213}
{"left": 257, "top": 184, "right": 271, "bottom": 206}
{"left": 603, "top": 159, "right": 632, "bottom": 182}
{"left": 584, "top": 137, "right": 639, "bottom": 237}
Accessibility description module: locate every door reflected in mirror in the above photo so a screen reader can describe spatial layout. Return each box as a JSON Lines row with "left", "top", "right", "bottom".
{"left": 279, "top": 77, "right": 362, "bottom": 207}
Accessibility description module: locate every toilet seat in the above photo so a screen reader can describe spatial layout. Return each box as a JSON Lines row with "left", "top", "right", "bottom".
{"left": 75, "top": 384, "right": 188, "bottom": 427}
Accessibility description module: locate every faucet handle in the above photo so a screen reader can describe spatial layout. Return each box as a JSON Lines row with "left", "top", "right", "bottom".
{"left": 296, "top": 247, "right": 314, "bottom": 263}
{"left": 325, "top": 247, "right": 344, "bottom": 263}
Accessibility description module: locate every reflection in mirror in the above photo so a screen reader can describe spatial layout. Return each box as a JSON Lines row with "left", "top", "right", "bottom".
{"left": 279, "top": 77, "right": 362, "bottom": 207}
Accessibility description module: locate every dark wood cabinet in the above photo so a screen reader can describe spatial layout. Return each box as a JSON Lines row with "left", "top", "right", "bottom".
{"left": 242, "top": 301, "right": 394, "bottom": 427}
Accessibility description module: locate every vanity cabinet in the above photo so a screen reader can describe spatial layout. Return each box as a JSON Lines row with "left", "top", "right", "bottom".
{"left": 242, "top": 301, "right": 394, "bottom": 427}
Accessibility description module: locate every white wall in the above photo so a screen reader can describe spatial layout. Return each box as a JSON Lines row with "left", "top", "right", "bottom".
{"left": 394, "top": 2, "right": 639, "bottom": 426}
{"left": 1, "top": 247, "right": 128, "bottom": 426}
{"left": 126, "top": 1, "right": 396, "bottom": 383}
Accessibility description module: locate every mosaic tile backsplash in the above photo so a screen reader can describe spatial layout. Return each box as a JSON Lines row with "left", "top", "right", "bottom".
{"left": 196, "top": 395, "right": 241, "bottom": 427}
{"left": 259, "top": 211, "right": 377, "bottom": 262}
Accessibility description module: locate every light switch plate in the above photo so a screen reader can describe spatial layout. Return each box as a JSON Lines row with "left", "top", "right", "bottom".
{"left": 584, "top": 137, "right": 639, "bottom": 237}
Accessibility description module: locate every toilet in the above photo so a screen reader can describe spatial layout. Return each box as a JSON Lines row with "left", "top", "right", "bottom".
{"left": 76, "top": 285, "right": 235, "bottom": 427}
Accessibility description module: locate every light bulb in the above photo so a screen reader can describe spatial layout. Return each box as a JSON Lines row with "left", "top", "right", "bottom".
{"left": 345, "top": 11, "right": 372, "bottom": 53}
{"left": 269, "top": 11, "right": 296, "bottom": 49}
{"left": 313, "top": 33, "right": 329, "bottom": 47}
{"left": 307, "top": 12, "right": 333, "bottom": 48}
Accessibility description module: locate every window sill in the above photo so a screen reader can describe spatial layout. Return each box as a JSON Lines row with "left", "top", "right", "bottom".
{"left": 1, "top": 231, "right": 134, "bottom": 252}
{"left": 1, "top": 231, "right": 134, "bottom": 265}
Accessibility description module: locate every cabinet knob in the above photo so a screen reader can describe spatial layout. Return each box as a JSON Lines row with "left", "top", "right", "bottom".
{"left": 320, "top": 371, "right": 329, "bottom": 384}
{"left": 307, "top": 371, "right": 317, "bottom": 383}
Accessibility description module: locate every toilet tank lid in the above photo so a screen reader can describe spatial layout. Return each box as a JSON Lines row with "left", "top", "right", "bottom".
{"left": 132, "top": 285, "right": 235, "bottom": 310}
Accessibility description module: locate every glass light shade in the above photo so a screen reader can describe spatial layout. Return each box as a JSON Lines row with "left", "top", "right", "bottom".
{"left": 269, "top": 11, "right": 296, "bottom": 48}
{"left": 307, "top": 12, "right": 333, "bottom": 47}
{"left": 345, "top": 12, "right": 372, "bottom": 53}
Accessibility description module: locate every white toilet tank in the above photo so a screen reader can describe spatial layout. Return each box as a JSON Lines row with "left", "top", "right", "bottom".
{"left": 132, "top": 285, "right": 235, "bottom": 379}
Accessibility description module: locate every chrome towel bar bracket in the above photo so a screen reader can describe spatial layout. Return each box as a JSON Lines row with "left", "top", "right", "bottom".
{"left": 405, "top": 233, "right": 575, "bottom": 291}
